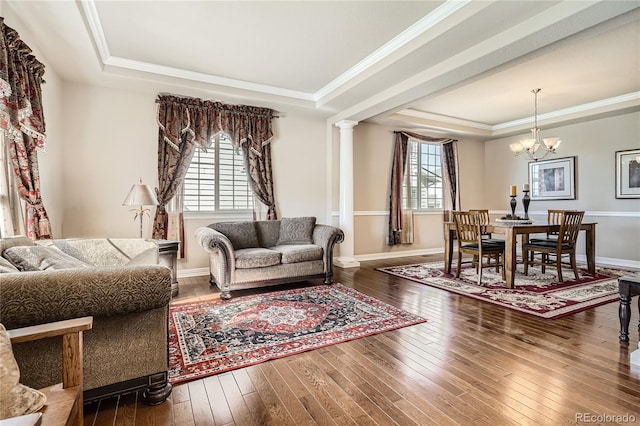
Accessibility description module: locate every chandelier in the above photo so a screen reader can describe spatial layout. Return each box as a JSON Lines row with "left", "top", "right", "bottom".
{"left": 509, "top": 88, "right": 561, "bottom": 161}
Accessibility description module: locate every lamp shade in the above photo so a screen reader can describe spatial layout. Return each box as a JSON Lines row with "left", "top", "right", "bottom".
{"left": 122, "top": 181, "right": 159, "bottom": 206}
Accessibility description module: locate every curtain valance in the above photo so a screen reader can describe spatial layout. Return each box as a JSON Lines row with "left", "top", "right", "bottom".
{"left": 0, "top": 17, "right": 51, "bottom": 239}
{"left": 155, "top": 94, "right": 275, "bottom": 156}
{"left": 1, "top": 18, "right": 46, "bottom": 149}
{"left": 153, "top": 94, "right": 278, "bottom": 245}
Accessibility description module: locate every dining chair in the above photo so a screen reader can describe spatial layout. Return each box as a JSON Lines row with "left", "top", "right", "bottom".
{"left": 452, "top": 211, "right": 505, "bottom": 285}
{"left": 528, "top": 209, "right": 576, "bottom": 244}
{"left": 469, "top": 209, "right": 504, "bottom": 267}
{"left": 523, "top": 210, "right": 585, "bottom": 282}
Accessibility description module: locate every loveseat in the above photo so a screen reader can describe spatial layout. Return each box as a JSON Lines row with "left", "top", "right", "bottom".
{"left": 0, "top": 236, "right": 173, "bottom": 405}
{"left": 196, "top": 217, "right": 344, "bottom": 299}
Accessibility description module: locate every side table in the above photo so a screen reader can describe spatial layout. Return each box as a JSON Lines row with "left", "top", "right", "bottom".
{"left": 156, "top": 240, "right": 180, "bottom": 297}
{"left": 619, "top": 274, "right": 640, "bottom": 342}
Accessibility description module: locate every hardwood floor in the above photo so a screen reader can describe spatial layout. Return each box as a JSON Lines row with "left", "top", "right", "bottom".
{"left": 83, "top": 255, "right": 640, "bottom": 425}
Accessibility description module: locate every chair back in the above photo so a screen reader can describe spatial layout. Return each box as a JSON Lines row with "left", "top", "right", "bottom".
{"left": 547, "top": 209, "right": 575, "bottom": 237}
{"left": 557, "top": 211, "right": 584, "bottom": 247}
{"left": 453, "top": 211, "right": 481, "bottom": 245}
{"left": 469, "top": 209, "right": 490, "bottom": 235}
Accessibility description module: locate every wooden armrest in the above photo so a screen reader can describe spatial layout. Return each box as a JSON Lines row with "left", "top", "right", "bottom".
{"left": 7, "top": 317, "right": 93, "bottom": 344}
{"left": 6, "top": 317, "right": 93, "bottom": 426}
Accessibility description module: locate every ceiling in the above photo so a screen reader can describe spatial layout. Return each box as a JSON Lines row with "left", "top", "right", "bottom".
{"left": 3, "top": 0, "right": 639, "bottom": 139}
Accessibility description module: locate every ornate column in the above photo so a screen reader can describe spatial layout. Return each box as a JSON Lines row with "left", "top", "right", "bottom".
{"left": 334, "top": 120, "right": 360, "bottom": 268}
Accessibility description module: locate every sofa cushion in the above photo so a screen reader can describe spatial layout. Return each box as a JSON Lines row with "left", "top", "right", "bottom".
{"left": 270, "top": 244, "right": 323, "bottom": 264}
{"left": 0, "top": 324, "right": 46, "bottom": 420}
{"left": 0, "top": 257, "right": 19, "bottom": 273}
{"left": 210, "top": 222, "right": 259, "bottom": 249}
{"left": 3, "top": 246, "right": 91, "bottom": 271}
{"left": 235, "top": 248, "right": 281, "bottom": 269}
{"left": 0, "top": 236, "right": 34, "bottom": 256}
{"left": 277, "top": 217, "right": 316, "bottom": 245}
{"left": 38, "top": 239, "right": 158, "bottom": 267}
{"left": 256, "top": 220, "right": 281, "bottom": 248}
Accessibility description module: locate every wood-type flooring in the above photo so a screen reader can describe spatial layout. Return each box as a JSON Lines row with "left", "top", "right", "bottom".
{"left": 83, "top": 255, "right": 640, "bottom": 425}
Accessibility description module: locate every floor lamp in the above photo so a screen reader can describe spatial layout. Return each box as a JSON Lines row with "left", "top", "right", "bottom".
{"left": 122, "top": 179, "right": 159, "bottom": 238}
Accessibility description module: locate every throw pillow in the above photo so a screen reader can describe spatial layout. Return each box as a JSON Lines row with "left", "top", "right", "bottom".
{"left": 210, "top": 221, "right": 259, "bottom": 249}
{"left": 277, "top": 217, "right": 316, "bottom": 245}
{"left": 3, "top": 246, "right": 91, "bottom": 271}
{"left": 0, "top": 324, "right": 46, "bottom": 420}
{"left": 0, "top": 257, "right": 19, "bottom": 273}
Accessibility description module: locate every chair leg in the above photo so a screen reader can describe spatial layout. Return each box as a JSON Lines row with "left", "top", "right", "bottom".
{"left": 523, "top": 249, "right": 529, "bottom": 276}
{"left": 501, "top": 254, "right": 506, "bottom": 280}
{"left": 477, "top": 257, "right": 483, "bottom": 285}
{"left": 571, "top": 253, "right": 579, "bottom": 280}
{"left": 556, "top": 257, "right": 563, "bottom": 283}
{"left": 456, "top": 252, "right": 462, "bottom": 278}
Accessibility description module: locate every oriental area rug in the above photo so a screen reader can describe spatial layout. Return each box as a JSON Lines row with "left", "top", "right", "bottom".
{"left": 168, "top": 283, "right": 426, "bottom": 385}
{"left": 377, "top": 261, "right": 629, "bottom": 320}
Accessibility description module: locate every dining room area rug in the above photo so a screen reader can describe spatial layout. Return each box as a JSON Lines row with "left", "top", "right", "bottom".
{"left": 377, "top": 261, "right": 631, "bottom": 319}
{"left": 168, "top": 283, "right": 426, "bottom": 385}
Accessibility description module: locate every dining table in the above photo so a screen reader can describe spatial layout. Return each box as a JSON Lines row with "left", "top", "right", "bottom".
{"left": 443, "top": 220, "right": 597, "bottom": 289}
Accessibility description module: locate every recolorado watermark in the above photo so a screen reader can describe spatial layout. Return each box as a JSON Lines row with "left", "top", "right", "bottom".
{"left": 576, "top": 413, "right": 636, "bottom": 423}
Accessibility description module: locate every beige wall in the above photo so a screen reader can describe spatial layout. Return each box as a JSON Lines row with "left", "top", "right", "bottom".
{"left": 347, "top": 122, "right": 484, "bottom": 258}
{"left": 6, "top": 7, "right": 638, "bottom": 272}
{"left": 484, "top": 111, "right": 640, "bottom": 266}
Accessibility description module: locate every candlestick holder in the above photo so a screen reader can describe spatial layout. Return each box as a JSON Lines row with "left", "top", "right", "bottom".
{"left": 522, "top": 190, "right": 531, "bottom": 220}
{"left": 509, "top": 195, "right": 517, "bottom": 219}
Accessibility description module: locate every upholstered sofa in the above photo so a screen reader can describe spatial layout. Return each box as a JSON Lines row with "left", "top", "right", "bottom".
{"left": 195, "top": 217, "right": 344, "bottom": 299}
{"left": 0, "top": 236, "right": 173, "bottom": 405}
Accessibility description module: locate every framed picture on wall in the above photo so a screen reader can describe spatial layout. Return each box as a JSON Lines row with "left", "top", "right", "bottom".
{"left": 528, "top": 156, "right": 576, "bottom": 200}
{"left": 616, "top": 149, "right": 640, "bottom": 199}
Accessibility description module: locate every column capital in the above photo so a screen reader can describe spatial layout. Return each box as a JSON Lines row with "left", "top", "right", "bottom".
{"left": 334, "top": 120, "right": 358, "bottom": 130}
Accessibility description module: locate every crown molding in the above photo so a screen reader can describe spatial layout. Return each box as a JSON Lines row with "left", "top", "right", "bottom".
{"left": 313, "top": 0, "right": 472, "bottom": 102}
{"left": 395, "top": 91, "right": 640, "bottom": 137}
{"left": 493, "top": 92, "right": 640, "bottom": 131}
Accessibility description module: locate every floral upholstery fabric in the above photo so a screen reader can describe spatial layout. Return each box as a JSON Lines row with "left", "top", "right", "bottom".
{"left": 235, "top": 248, "right": 281, "bottom": 269}
{"left": 0, "top": 324, "right": 46, "bottom": 420}
{"left": 276, "top": 217, "right": 316, "bottom": 245}
{"left": 37, "top": 238, "right": 158, "bottom": 267}
{"left": 209, "top": 222, "right": 259, "bottom": 250}
{"left": 3, "top": 245, "right": 90, "bottom": 271}
{"left": 269, "top": 244, "right": 323, "bottom": 264}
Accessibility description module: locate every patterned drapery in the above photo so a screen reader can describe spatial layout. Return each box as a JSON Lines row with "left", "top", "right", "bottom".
{"left": 388, "top": 132, "right": 409, "bottom": 245}
{"left": 152, "top": 94, "right": 277, "bottom": 242}
{"left": 388, "top": 131, "right": 457, "bottom": 246}
{"left": 0, "top": 18, "right": 51, "bottom": 239}
{"left": 441, "top": 141, "right": 460, "bottom": 223}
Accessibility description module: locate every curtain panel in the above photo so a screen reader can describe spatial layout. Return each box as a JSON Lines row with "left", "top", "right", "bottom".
{"left": 388, "top": 131, "right": 457, "bottom": 246}
{"left": 0, "top": 18, "right": 51, "bottom": 239}
{"left": 153, "top": 94, "right": 278, "bottom": 244}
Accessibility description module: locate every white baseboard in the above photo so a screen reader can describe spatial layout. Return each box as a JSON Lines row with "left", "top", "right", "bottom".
{"left": 177, "top": 267, "right": 209, "bottom": 278}
{"left": 178, "top": 252, "right": 639, "bottom": 278}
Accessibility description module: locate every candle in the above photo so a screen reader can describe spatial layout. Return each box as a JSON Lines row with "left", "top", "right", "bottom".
{"left": 523, "top": 183, "right": 530, "bottom": 191}
{"left": 510, "top": 185, "right": 517, "bottom": 196}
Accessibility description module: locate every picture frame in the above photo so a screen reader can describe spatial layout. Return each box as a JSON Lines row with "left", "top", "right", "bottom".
{"left": 528, "top": 156, "right": 576, "bottom": 200}
{"left": 616, "top": 149, "right": 640, "bottom": 199}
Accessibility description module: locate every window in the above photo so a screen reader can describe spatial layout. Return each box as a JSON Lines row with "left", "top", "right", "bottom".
{"left": 403, "top": 141, "right": 442, "bottom": 209}
{"left": 183, "top": 133, "right": 252, "bottom": 212}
